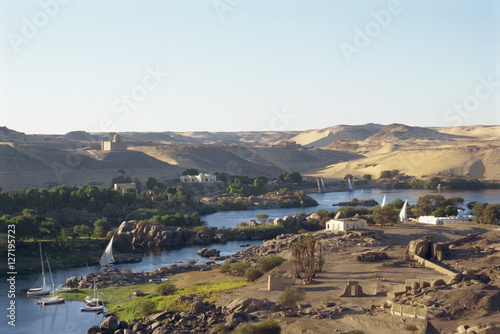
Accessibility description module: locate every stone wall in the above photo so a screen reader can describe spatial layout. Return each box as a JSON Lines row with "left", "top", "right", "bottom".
{"left": 414, "top": 255, "right": 457, "bottom": 277}
{"left": 268, "top": 275, "right": 293, "bottom": 291}
{"left": 391, "top": 303, "right": 428, "bottom": 320}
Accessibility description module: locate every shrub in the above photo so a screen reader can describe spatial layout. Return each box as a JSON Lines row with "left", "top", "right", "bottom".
{"left": 258, "top": 255, "right": 285, "bottom": 272}
{"left": 233, "top": 320, "right": 281, "bottom": 334}
{"left": 188, "top": 260, "right": 197, "bottom": 265}
{"left": 137, "top": 300, "right": 155, "bottom": 316}
{"left": 244, "top": 268, "right": 263, "bottom": 282}
{"left": 277, "top": 287, "right": 305, "bottom": 308}
{"left": 155, "top": 282, "right": 177, "bottom": 295}
{"left": 404, "top": 324, "right": 418, "bottom": 332}
{"left": 219, "top": 262, "right": 232, "bottom": 274}
{"left": 348, "top": 331, "right": 365, "bottom": 334}
{"left": 230, "top": 261, "right": 251, "bottom": 276}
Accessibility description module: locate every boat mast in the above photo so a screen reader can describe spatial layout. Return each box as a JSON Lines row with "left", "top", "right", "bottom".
{"left": 39, "top": 243, "right": 47, "bottom": 291}
{"left": 45, "top": 251, "right": 55, "bottom": 296}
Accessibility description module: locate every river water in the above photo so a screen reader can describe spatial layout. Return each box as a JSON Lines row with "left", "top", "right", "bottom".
{"left": 202, "top": 188, "right": 500, "bottom": 228}
{"left": 1, "top": 189, "right": 499, "bottom": 334}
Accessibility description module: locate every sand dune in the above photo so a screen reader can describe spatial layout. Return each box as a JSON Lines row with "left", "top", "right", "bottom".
{"left": 291, "top": 123, "right": 383, "bottom": 147}
{"left": 316, "top": 145, "right": 500, "bottom": 180}
{"left": 434, "top": 125, "right": 500, "bottom": 140}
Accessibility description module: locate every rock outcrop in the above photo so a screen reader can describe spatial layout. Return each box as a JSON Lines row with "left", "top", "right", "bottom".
{"left": 116, "top": 221, "right": 228, "bottom": 250}
{"left": 197, "top": 248, "right": 220, "bottom": 258}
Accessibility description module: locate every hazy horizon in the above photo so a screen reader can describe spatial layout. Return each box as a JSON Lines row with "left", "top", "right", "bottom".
{"left": 3, "top": 122, "right": 500, "bottom": 136}
{"left": 2, "top": 0, "right": 499, "bottom": 134}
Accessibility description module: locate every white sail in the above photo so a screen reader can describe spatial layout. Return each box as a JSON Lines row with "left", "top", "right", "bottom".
{"left": 399, "top": 199, "right": 408, "bottom": 222}
{"left": 348, "top": 178, "right": 355, "bottom": 191}
{"left": 99, "top": 235, "right": 115, "bottom": 267}
{"left": 381, "top": 194, "right": 387, "bottom": 208}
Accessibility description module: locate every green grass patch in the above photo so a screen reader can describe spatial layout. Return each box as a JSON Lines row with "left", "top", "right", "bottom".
{"left": 59, "top": 276, "right": 250, "bottom": 321}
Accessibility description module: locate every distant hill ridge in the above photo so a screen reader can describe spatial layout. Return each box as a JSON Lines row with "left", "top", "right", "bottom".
{"left": 365, "top": 123, "right": 471, "bottom": 142}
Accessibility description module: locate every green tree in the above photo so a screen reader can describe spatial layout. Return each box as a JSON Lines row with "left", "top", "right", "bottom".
{"left": 73, "top": 224, "right": 90, "bottom": 238}
{"left": 286, "top": 172, "right": 302, "bottom": 184}
{"left": 146, "top": 177, "right": 159, "bottom": 190}
{"left": 372, "top": 206, "right": 399, "bottom": 228}
{"left": 256, "top": 214, "right": 269, "bottom": 224}
{"left": 473, "top": 203, "right": 500, "bottom": 224}
{"left": 93, "top": 219, "right": 111, "bottom": 237}
{"left": 253, "top": 178, "right": 266, "bottom": 188}
{"left": 413, "top": 195, "right": 447, "bottom": 216}
{"left": 290, "top": 233, "right": 323, "bottom": 283}
{"left": 362, "top": 174, "right": 372, "bottom": 180}
{"left": 182, "top": 168, "right": 199, "bottom": 176}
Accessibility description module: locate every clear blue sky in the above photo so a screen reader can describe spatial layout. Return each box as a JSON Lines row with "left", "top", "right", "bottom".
{"left": 1, "top": 0, "right": 499, "bottom": 134}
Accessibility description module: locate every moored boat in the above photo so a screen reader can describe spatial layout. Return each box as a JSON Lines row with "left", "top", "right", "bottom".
{"left": 27, "top": 243, "right": 50, "bottom": 296}
{"left": 37, "top": 252, "right": 65, "bottom": 305}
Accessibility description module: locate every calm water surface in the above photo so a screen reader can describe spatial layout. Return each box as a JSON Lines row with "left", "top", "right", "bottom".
{"left": 2, "top": 189, "right": 499, "bottom": 334}
{"left": 202, "top": 189, "right": 500, "bottom": 228}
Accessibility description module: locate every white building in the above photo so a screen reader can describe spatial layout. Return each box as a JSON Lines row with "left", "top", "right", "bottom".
{"left": 418, "top": 215, "right": 476, "bottom": 225}
{"left": 114, "top": 183, "right": 136, "bottom": 195}
{"left": 325, "top": 218, "right": 367, "bottom": 231}
{"left": 180, "top": 173, "right": 216, "bottom": 183}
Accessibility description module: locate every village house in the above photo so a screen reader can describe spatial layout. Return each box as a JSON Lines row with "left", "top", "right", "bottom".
{"left": 180, "top": 173, "right": 216, "bottom": 183}
{"left": 114, "top": 182, "right": 136, "bottom": 195}
{"left": 325, "top": 218, "right": 367, "bottom": 231}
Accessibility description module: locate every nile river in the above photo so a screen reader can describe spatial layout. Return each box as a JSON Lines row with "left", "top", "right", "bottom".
{"left": 1, "top": 189, "right": 499, "bottom": 334}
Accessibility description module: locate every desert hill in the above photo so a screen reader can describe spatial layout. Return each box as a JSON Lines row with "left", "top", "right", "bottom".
{"left": 290, "top": 123, "right": 384, "bottom": 147}
{"left": 62, "top": 131, "right": 99, "bottom": 142}
{"left": 0, "top": 126, "right": 30, "bottom": 142}
{"left": 317, "top": 125, "right": 500, "bottom": 180}
{"left": 365, "top": 123, "right": 470, "bottom": 142}
{"left": 0, "top": 124, "right": 498, "bottom": 190}
{"left": 86, "top": 130, "right": 298, "bottom": 145}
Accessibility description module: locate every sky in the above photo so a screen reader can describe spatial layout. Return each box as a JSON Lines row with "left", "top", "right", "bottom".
{"left": 1, "top": 0, "right": 499, "bottom": 134}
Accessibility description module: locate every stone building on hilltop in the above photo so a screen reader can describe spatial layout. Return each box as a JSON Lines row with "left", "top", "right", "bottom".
{"left": 101, "top": 134, "right": 127, "bottom": 151}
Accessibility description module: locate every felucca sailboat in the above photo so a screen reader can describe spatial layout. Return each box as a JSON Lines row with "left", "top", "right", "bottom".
{"left": 27, "top": 243, "right": 50, "bottom": 296}
{"left": 99, "top": 234, "right": 115, "bottom": 268}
